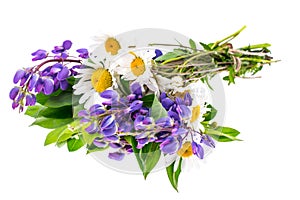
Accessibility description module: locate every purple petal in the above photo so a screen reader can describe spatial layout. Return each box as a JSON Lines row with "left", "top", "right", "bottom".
{"left": 153, "top": 49, "right": 163, "bottom": 59}
{"left": 129, "top": 100, "right": 143, "bottom": 112}
{"left": 34, "top": 78, "right": 44, "bottom": 93}
{"left": 168, "top": 110, "right": 180, "bottom": 121}
{"left": 63, "top": 40, "right": 72, "bottom": 50}
{"left": 109, "top": 143, "right": 122, "bottom": 148}
{"left": 78, "top": 110, "right": 88, "bottom": 117}
{"left": 57, "top": 66, "right": 69, "bottom": 81}
{"left": 176, "top": 104, "right": 191, "bottom": 119}
{"left": 19, "top": 73, "right": 30, "bottom": 86}
{"left": 31, "top": 49, "right": 47, "bottom": 61}
{"left": 12, "top": 102, "right": 19, "bottom": 109}
{"left": 13, "top": 69, "right": 26, "bottom": 84}
{"left": 100, "top": 115, "right": 115, "bottom": 129}
{"left": 160, "top": 137, "right": 179, "bottom": 154}
{"left": 85, "top": 122, "right": 98, "bottom": 134}
{"left": 156, "top": 117, "right": 172, "bottom": 127}
{"left": 50, "top": 63, "right": 63, "bottom": 74}
{"left": 104, "top": 135, "right": 119, "bottom": 141}
{"left": 100, "top": 90, "right": 118, "bottom": 100}
{"left": 184, "top": 92, "right": 192, "bottom": 106}
{"left": 25, "top": 94, "right": 36, "bottom": 106}
{"left": 130, "top": 82, "right": 142, "bottom": 96}
{"left": 43, "top": 79, "right": 54, "bottom": 95}
{"left": 9, "top": 87, "right": 19, "bottom": 100}
{"left": 76, "top": 48, "right": 89, "bottom": 59}
{"left": 201, "top": 135, "right": 215, "bottom": 148}
{"left": 28, "top": 74, "right": 39, "bottom": 91}
{"left": 108, "top": 152, "right": 125, "bottom": 161}
{"left": 101, "top": 123, "right": 116, "bottom": 136}
{"left": 60, "top": 80, "right": 68, "bottom": 90}
{"left": 161, "top": 98, "right": 174, "bottom": 110}
{"left": 172, "top": 128, "right": 187, "bottom": 135}
{"left": 93, "top": 138, "right": 107, "bottom": 148}
{"left": 192, "top": 142, "right": 204, "bottom": 159}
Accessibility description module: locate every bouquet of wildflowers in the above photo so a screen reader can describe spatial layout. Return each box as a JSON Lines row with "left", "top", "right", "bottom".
{"left": 9, "top": 26, "right": 275, "bottom": 191}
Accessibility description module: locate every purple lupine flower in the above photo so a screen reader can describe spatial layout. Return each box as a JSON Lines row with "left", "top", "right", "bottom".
{"left": 43, "top": 78, "right": 54, "bottom": 95}
{"left": 161, "top": 97, "right": 174, "bottom": 110}
{"left": 172, "top": 128, "right": 188, "bottom": 136}
{"left": 12, "top": 101, "right": 19, "bottom": 109}
{"left": 108, "top": 152, "right": 125, "bottom": 161}
{"left": 85, "top": 122, "right": 98, "bottom": 134}
{"left": 9, "top": 87, "right": 19, "bottom": 100}
{"left": 93, "top": 138, "right": 107, "bottom": 148}
{"left": 52, "top": 40, "right": 72, "bottom": 54}
{"left": 201, "top": 135, "right": 215, "bottom": 148}
{"left": 130, "top": 82, "right": 142, "bottom": 97}
{"left": 34, "top": 78, "right": 44, "bottom": 93}
{"left": 57, "top": 66, "right": 69, "bottom": 81}
{"left": 59, "top": 80, "right": 68, "bottom": 90}
{"left": 19, "top": 72, "right": 30, "bottom": 86}
{"left": 28, "top": 74, "right": 39, "bottom": 91}
{"left": 78, "top": 110, "right": 89, "bottom": 117}
{"left": 31, "top": 49, "right": 47, "bottom": 61}
{"left": 128, "top": 100, "right": 143, "bottom": 112}
{"left": 192, "top": 142, "right": 204, "bottom": 159}
{"left": 76, "top": 48, "right": 89, "bottom": 59}
{"left": 25, "top": 94, "right": 36, "bottom": 106}
{"left": 156, "top": 117, "right": 172, "bottom": 127}
{"left": 160, "top": 136, "right": 180, "bottom": 154}
{"left": 100, "top": 115, "right": 117, "bottom": 136}
{"left": 109, "top": 143, "right": 122, "bottom": 148}
{"left": 13, "top": 69, "right": 26, "bottom": 84}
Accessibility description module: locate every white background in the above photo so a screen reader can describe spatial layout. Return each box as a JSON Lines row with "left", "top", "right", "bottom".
{"left": 1, "top": 0, "right": 299, "bottom": 199}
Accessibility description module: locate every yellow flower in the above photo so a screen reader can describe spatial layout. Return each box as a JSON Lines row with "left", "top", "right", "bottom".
{"left": 91, "top": 33, "right": 121, "bottom": 55}
{"left": 73, "top": 60, "right": 117, "bottom": 109}
{"left": 177, "top": 142, "right": 193, "bottom": 158}
{"left": 91, "top": 68, "right": 113, "bottom": 93}
{"left": 104, "top": 37, "right": 121, "bottom": 55}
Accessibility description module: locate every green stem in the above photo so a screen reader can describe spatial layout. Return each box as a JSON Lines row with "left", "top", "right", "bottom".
{"left": 211, "top": 25, "right": 247, "bottom": 49}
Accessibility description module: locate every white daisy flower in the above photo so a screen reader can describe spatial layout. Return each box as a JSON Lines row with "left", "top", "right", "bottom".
{"left": 73, "top": 60, "right": 117, "bottom": 109}
{"left": 90, "top": 33, "right": 121, "bottom": 55}
{"left": 114, "top": 50, "right": 159, "bottom": 92}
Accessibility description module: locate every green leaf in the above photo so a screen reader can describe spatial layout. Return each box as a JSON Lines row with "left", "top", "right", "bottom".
{"left": 205, "top": 127, "right": 241, "bottom": 142}
{"left": 86, "top": 143, "right": 109, "bottom": 154}
{"left": 151, "top": 96, "right": 168, "bottom": 121}
{"left": 39, "top": 106, "right": 73, "bottom": 119}
{"left": 141, "top": 142, "right": 161, "bottom": 179}
{"left": 166, "top": 157, "right": 182, "bottom": 192}
{"left": 141, "top": 94, "right": 155, "bottom": 107}
{"left": 44, "top": 92, "right": 73, "bottom": 108}
{"left": 203, "top": 104, "right": 217, "bottom": 121}
{"left": 44, "top": 125, "right": 68, "bottom": 146}
{"left": 36, "top": 89, "right": 62, "bottom": 105}
{"left": 120, "top": 77, "right": 131, "bottom": 95}
{"left": 189, "top": 39, "right": 197, "bottom": 51}
{"left": 128, "top": 136, "right": 161, "bottom": 179}
{"left": 57, "top": 128, "right": 75, "bottom": 143}
{"left": 67, "top": 136, "right": 84, "bottom": 152}
{"left": 228, "top": 66, "right": 236, "bottom": 85}
{"left": 31, "top": 117, "right": 73, "bottom": 129}
{"left": 25, "top": 104, "right": 46, "bottom": 118}
{"left": 199, "top": 42, "right": 212, "bottom": 51}
{"left": 155, "top": 52, "right": 179, "bottom": 62}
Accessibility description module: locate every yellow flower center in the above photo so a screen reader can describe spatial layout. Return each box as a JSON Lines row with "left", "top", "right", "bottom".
{"left": 129, "top": 52, "right": 146, "bottom": 77}
{"left": 91, "top": 68, "right": 113, "bottom": 92}
{"left": 105, "top": 37, "right": 121, "bottom": 55}
{"left": 190, "top": 105, "right": 201, "bottom": 123}
{"left": 177, "top": 142, "right": 193, "bottom": 158}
